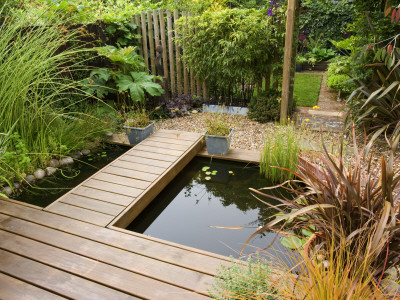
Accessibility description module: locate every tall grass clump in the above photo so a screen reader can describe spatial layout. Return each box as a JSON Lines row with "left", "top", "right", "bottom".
{"left": 0, "top": 13, "right": 112, "bottom": 184}
{"left": 260, "top": 124, "right": 301, "bottom": 183}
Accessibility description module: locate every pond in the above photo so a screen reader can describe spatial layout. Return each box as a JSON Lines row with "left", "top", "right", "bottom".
{"left": 14, "top": 144, "right": 130, "bottom": 207}
{"left": 127, "top": 156, "right": 290, "bottom": 259}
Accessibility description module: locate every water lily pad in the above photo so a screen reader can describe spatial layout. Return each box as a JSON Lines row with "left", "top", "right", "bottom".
{"left": 211, "top": 170, "right": 218, "bottom": 175}
{"left": 205, "top": 176, "right": 211, "bottom": 181}
{"left": 205, "top": 171, "right": 211, "bottom": 175}
{"left": 280, "top": 236, "right": 307, "bottom": 250}
{"left": 202, "top": 166, "right": 210, "bottom": 172}
{"left": 228, "top": 171, "right": 233, "bottom": 174}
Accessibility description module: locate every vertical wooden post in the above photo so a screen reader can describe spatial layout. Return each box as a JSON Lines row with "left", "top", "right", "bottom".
{"left": 174, "top": 10, "right": 183, "bottom": 95}
{"left": 134, "top": 15, "right": 143, "bottom": 57}
{"left": 202, "top": 81, "right": 209, "bottom": 101}
{"left": 182, "top": 11, "right": 189, "bottom": 94}
{"left": 158, "top": 10, "right": 169, "bottom": 82}
{"left": 141, "top": 12, "right": 149, "bottom": 71}
{"left": 147, "top": 11, "right": 156, "bottom": 75}
{"left": 280, "top": 0, "right": 297, "bottom": 123}
{"left": 288, "top": 1, "right": 301, "bottom": 113}
{"left": 153, "top": 9, "right": 160, "bottom": 49}
{"left": 167, "top": 9, "right": 176, "bottom": 96}
{"left": 188, "top": 13, "right": 196, "bottom": 95}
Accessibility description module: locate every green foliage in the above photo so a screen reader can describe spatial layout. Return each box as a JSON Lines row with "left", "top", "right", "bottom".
{"left": 326, "top": 74, "right": 356, "bottom": 95}
{"left": 0, "top": 13, "right": 112, "bottom": 186}
{"left": 204, "top": 113, "right": 231, "bottom": 136}
{"left": 293, "top": 73, "right": 322, "bottom": 107}
{"left": 209, "top": 257, "right": 277, "bottom": 299}
{"left": 161, "top": 0, "right": 227, "bottom": 13}
{"left": 123, "top": 109, "right": 152, "bottom": 128}
{"left": 260, "top": 124, "right": 300, "bottom": 183}
{"left": 248, "top": 89, "right": 280, "bottom": 123}
{"left": 176, "top": 9, "right": 280, "bottom": 90}
{"left": 82, "top": 46, "right": 164, "bottom": 104}
{"left": 104, "top": 21, "right": 141, "bottom": 47}
{"left": 300, "top": 0, "right": 355, "bottom": 48}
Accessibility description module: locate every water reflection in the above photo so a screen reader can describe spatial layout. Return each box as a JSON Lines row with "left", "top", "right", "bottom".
{"left": 127, "top": 157, "right": 291, "bottom": 259}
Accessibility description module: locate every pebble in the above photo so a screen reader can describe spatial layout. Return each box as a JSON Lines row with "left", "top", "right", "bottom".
{"left": 70, "top": 151, "right": 82, "bottom": 159}
{"left": 2, "top": 186, "right": 12, "bottom": 196}
{"left": 46, "top": 167, "right": 57, "bottom": 176}
{"left": 34, "top": 169, "right": 46, "bottom": 179}
{"left": 12, "top": 183, "right": 21, "bottom": 191}
{"left": 60, "top": 157, "right": 74, "bottom": 166}
{"left": 48, "top": 159, "right": 60, "bottom": 168}
{"left": 25, "top": 174, "right": 35, "bottom": 184}
{"left": 191, "top": 110, "right": 198, "bottom": 114}
{"left": 81, "top": 149, "right": 91, "bottom": 155}
{"left": 105, "top": 131, "right": 113, "bottom": 137}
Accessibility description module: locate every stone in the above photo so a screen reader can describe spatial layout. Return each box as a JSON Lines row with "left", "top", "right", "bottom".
{"left": 25, "top": 175, "right": 35, "bottom": 184}
{"left": 46, "top": 167, "right": 57, "bottom": 176}
{"left": 105, "top": 131, "right": 113, "bottom": 137}
{"left": 34, "top": 169, "right": 46, "bottom": 180}
{"left": 60, "top": 157, "right": 74, "bottom": 166}
{"left": 2, "top": 186, "right": 12, "bottom": 196}
{"left": 191, "top": 110, "right": 198, "bottom": 114}
{"left": 81, "top": 149, "right": 91, "bottom": 155}
{"left": 48, "top": 159, "right": 60, "bottom": 168}
{"left": 70, "top": 151, "right": 82, "bottom": 160}
{"left": 12, "top": 183, "right": 21, "bottom": 191}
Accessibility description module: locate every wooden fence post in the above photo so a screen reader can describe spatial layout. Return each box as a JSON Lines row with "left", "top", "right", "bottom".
{"left": 153, "top": 9, "right": 160, "bottom": 49}
{"left": 134, "top": 15, "right": 143, "bottom": 57}
{"left": 280, "top": 0, "right": 297, "bottom": 123}
{"left": 158, "top": 10, "right": 169, "bottom": 82}
{"left": 174, "top": 10, "right": 183, "bottom": 95}
{"left": 167, "top": 10, "right": 176, "bottom": 96}
{"left": 140, "top": 12, "right": 149, "bottom": 71}
{"left": 147, "top": 11, "right": 156, "bottom": 75}
{"left": 182, "top": 12, "right": 189, "bottom": 95}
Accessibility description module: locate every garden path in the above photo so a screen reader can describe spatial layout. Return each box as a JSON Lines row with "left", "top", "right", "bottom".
{"left": 295, "top": 71, "right": 347, "bottom": 132}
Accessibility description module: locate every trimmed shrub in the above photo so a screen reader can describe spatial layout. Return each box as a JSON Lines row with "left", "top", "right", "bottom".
{"left": 248, "top": 89, "right": 280, "bottom": 123}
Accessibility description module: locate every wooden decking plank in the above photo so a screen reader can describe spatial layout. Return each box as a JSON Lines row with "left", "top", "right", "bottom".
{"left": 140, "top": 140, "right": 190, "bottom": 151}
{"left": 0, "top": 250, "right": 137, "bottom": 300}
{"left": 113, "top": 160, "right": 166, "bottom": 175}
{"left": 60, "top": 194, "right": 124, "bottom": 216}
{"left": 94, "top": 173, "right": 151, "bottom": 190}
{"left": 102, "top": 166, "right": 158, "bottom": 182}
{"left": 0, "top": 214, "right": 215, "bottom": 295}
{"left": 197, "top": 147, "right": 260, "bottom": 163}
{"left": 121, "top": 154, "right": 172, "bottom": 168}
{"left": 83, "top": 179, "right": 143, "bottom": 197}
{"left": 124, "top": 149, "right": 178, "bottom": 162}
{"left": 152, "top": 130, "right": 202, "bottom": 141}
{"left": 72, "top": 186, "right": 134, "bottom": 206}
{"left": 0, "top": 272, "right": 67, "bottom": 300}
{"left": 0, "top": 230, "right": 208, "bottom": 300}
{"left": 146, "top": 135, "right": 195, "bottom": 146}
{"left": 46, "top": 202, "right": 114, "bottom": 226}
{"left": 0, "top": 199, "right": 229, "bottom": 276}
{"left": 133, "top": 144, "right": 184, "bottom": 157}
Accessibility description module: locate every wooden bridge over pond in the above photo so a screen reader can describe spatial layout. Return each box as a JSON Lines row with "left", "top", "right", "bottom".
{"left": 0, "top": 129, "right": 260, "bottom": 299}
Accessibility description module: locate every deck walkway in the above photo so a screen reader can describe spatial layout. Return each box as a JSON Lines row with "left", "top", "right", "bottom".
{"left": 0, "top": 129, "right": 233, "bottom": 299}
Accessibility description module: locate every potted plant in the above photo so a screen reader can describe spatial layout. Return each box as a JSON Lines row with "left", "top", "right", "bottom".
{"left": 123, "top": 108, "right": 155, "bottom": 145}
{"left": 296, "top": 56, "right": 307, "bottom": 72}
{"left": 204, "top": 113, "right": 234, "bottom": 155}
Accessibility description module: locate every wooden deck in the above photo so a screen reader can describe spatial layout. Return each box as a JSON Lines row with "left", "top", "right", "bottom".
{"left": 0, "top": 129, "right": 235, "bottom": 299}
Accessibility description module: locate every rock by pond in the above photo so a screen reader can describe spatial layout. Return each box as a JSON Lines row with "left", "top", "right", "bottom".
{"left": 34, "top": 169, "right": 46, "bottom": 180}
{"left": 60, "top": 157, "right": 74, "bottom": 166}
{"left": 81, "top": 149, "right": 91, "bottom": 155}
{"left": 46, "top": 167, "right": 57, "bottom": 176}
{"left": 25, "top": 174, "right": 35, "bottom": 184}
{"left": 48, "top": 159, "right": 60, "bottom": 168}
{"left": 70, "top": 151, "right": 82, "bottom": 160}
{"left": 2, "top": 186, "right": 12, "bottom": 196}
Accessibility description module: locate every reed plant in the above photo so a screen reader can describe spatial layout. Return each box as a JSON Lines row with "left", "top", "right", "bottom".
{"left": 0, "top": 13, "right": 112, "bottom": 184}
{"left": 260, "top": 124, "right": 301, "bottom": 183}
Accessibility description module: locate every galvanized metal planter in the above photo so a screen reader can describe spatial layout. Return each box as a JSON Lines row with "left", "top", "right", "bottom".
{"left": 204, "top": 129, "right": 234, "bottom": 156}
{"left": 123, "top": 122, "right": 155, "bottom": 145}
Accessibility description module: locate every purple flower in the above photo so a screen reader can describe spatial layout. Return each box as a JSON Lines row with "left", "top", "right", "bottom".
{"left": 197, "top": 88, "right": 201, "bottom": 93}
{"left": 269, "top": 0, "right": 276, "bottom": 5}
{"left": 298, "top": 33, "right": 307, "bottom": 42}
{"left": 267, "top": 8, "right": 273, "bottom": 17}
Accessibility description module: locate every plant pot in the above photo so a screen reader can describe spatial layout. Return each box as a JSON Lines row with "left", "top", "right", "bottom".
{"left": 204, "top": 129, "right": 234, "bottom": 156}
{"left": 123, "top": 122, "right": 155, "bottom": 145}
{"left": 295, "top": 64, "right": 303, "bottom": 72}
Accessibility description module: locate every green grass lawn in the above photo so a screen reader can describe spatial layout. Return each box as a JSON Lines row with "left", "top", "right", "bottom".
{"left": 293, "top": 73, "right": 323, "bottom": 107}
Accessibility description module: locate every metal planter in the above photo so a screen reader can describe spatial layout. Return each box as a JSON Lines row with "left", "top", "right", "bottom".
{"left": 204, "top": 129, "right": 234, "bottom": 156}
{"left": 123, "top": 122, "right": 155, "bottom": 145}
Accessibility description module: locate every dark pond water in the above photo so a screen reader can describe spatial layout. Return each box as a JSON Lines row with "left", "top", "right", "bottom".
{"left": 127, "top": 157, "right": 291, "bottom": 259}
{"left": 14, "top": 144, "right": 130, "bottom": 208}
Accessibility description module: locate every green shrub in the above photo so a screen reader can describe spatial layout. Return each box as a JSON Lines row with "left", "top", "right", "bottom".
{"left": 209, "top": 257, "right": 277, "bottom": 300}
{"left": 248, "top": 89, "right": 280, "bottom": 123}
{"left": 260, "top": 124, "right": 300, "bottom": 183}
{"left": 326, "top": 74, "right": 357, "bottom": 95}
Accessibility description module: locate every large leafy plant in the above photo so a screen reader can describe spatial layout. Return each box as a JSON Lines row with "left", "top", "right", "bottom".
{"left": 245, "top": 135, "right": 400, "bottom": 283}
{"left": 82, "top": 46, "right": 164, "bottom": 105}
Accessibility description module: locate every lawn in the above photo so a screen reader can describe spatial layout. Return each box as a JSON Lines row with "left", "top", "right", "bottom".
{"left": 293, "top": 73, "right": 323, "bottom": 107}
